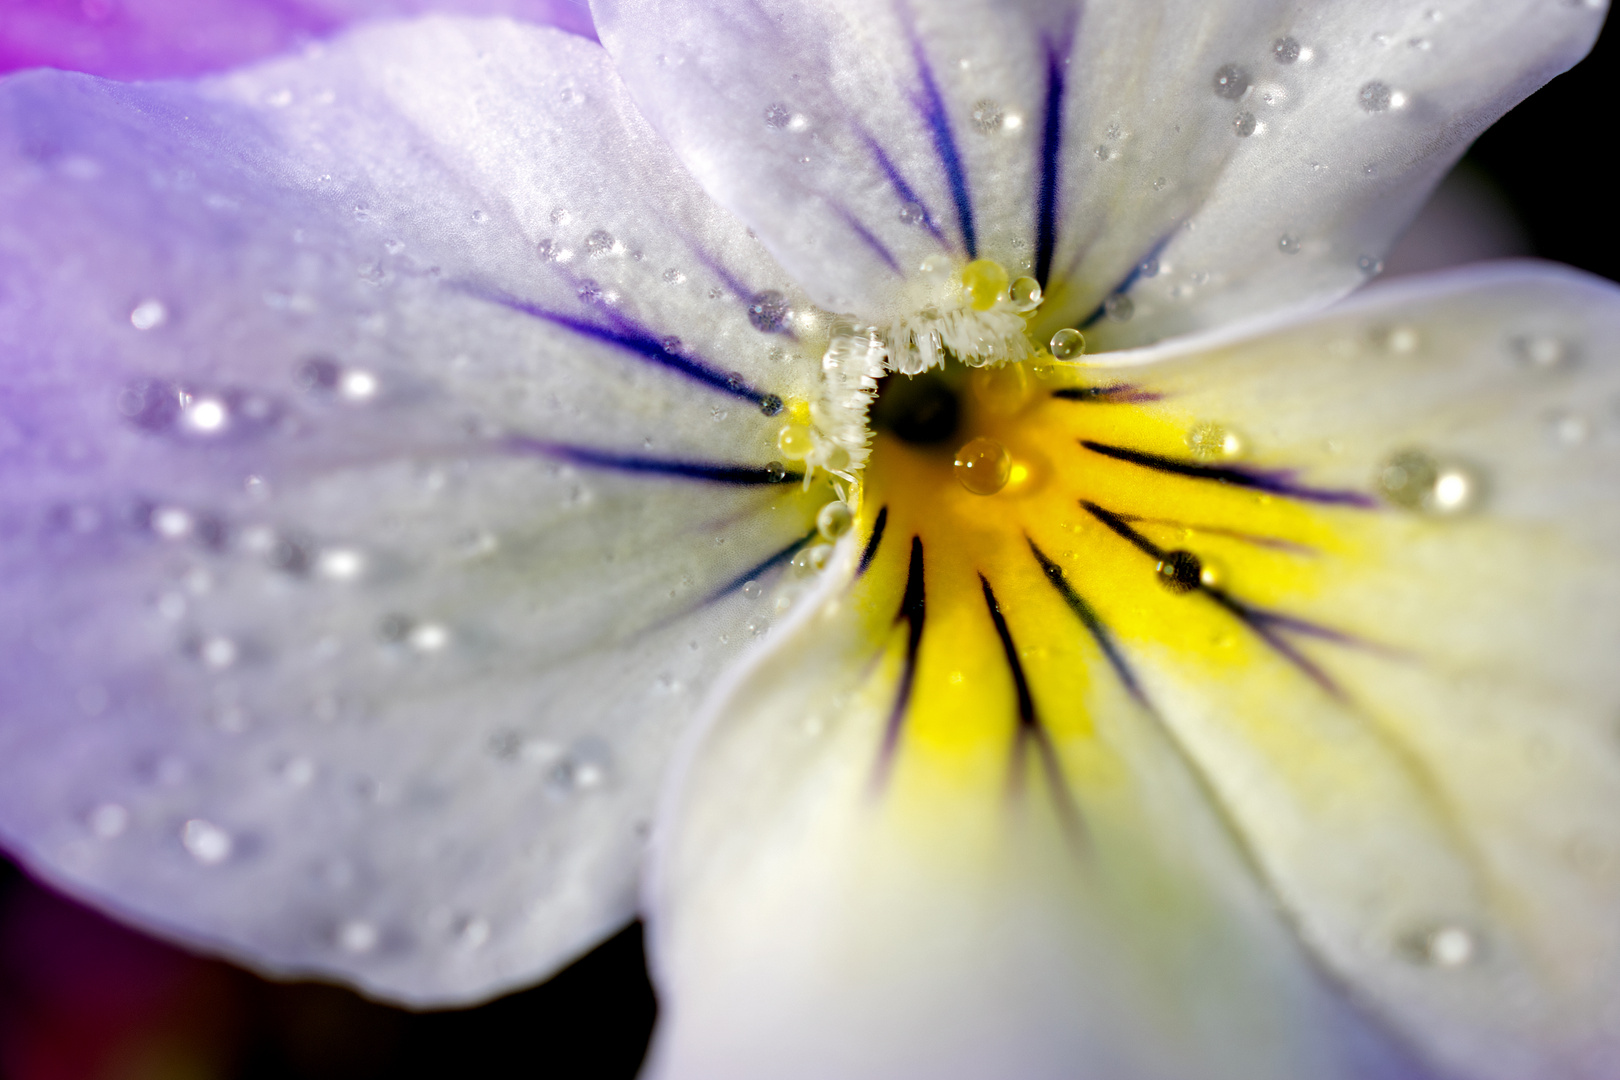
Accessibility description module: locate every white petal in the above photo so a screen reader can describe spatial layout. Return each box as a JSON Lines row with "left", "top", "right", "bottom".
{"left": 590, "top": 0, "right": 1602, "bottom": 343}
{"left": 0, "top": 18, "right": 832, "bottom": 1005}
{"left": 1078, "top": 262, "right": 1620, "bottom": 1077}
{"left": 645, "top": 546, "right": 1426, "bottom": 1080}
{"left": 647, "top": 262, "right": 1620, "bottom": 1079}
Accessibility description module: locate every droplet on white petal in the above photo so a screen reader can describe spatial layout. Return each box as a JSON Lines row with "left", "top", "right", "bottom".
{"left": 338, "top": 919, "right": 379, "bottom": 954}
{"left": 198, "top": 635, "right": 239, "bottom": 670}
{"left": 181, "top": 397, "right": 229, "bottom": 434}
{"left": 129, "top": 299, "right": 167, "bottom": 330}
{"left": 88, "top": 803, "right": 129, "bottom": 839}
{"left": 315, "top": 547, "right": 366, "bottom": 581}
{"left": 339, "top": 369, "right": 379, "bottom": 401}
{"left": 181, "top": 819, "right": 233, "bottom": 865}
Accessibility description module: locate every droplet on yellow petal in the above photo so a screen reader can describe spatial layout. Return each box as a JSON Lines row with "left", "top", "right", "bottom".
{"left": 969, "top": 363, "right": 1031, "bottom": 416}
{"left": 961, "top": 259, "right": 1009, "bottom": 311}
{"left": 1186, "top": 421, "right": 1245, "bottom": 460}
{"left": 953, "top": 436, "right": 1011, "bottom": 495}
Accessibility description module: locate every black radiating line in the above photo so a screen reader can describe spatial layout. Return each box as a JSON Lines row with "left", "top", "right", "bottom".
{"left": 1026, "top": 538, "right": 1149, "bottom": 707}
{"left": 981, "top": 575, "right": 1086, "bottom": 846}
{"left": 859, "top": 506, "right": 889, "bottom": 578}
{"left": 1079, "top": 501, "right": 1349, "bottom": 699}
{"left": 1080, "top": 440, "right": 1376, "bottom": 507}
{"left": 876, "top": 537, "right": 927, "bottom": 782}
{"left": 1051, "top": 385, "right": 1164, "bottom": 404}
{"left": 1033, "top": 38, "right": 1067, "bottom": 289}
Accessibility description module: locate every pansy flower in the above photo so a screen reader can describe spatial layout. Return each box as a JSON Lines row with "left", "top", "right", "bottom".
{"left": 2, "top": 2, "right": 1618, "bottom": 1077}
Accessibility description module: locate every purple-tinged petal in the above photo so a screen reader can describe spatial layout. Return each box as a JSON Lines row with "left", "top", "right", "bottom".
{"left": 0, "top": 0, "right": 594, "bottom": 81}
{"left": 0, "top": 17, "right": 827, "bottom": 1006}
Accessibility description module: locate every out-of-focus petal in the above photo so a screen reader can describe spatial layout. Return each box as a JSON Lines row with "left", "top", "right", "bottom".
{"left": 0, "top": 0, "right": 594, "bottom": 81}
{"left": 0, "top": 17, "right": 828, "bottom": 1005}
{"left": 589, "top": 0, "right": 1603, "bottom": 347}
{"left": 647, "top": 263, "right": 1620, "bottom": 1079}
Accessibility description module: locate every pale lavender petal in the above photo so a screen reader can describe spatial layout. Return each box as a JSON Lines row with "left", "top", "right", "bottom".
{"left": 0, "top": 17, "right": 827, "bottom": 1005}
{"left": 0, "top": 0, "right": 594, "bottom": 80}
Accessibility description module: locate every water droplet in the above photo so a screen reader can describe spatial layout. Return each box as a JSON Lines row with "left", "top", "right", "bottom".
{"left": 545, "top": 739, "right": 613, "bottom": 798}
{"left": 1187, "top": 422, "right": 1245, "bottom": 460}
{"left": 1009, "top": 276, "right": 1043, "bottom": 312}
{"left": 455, "top": 916, "right": 491, "bottom": 950}
{"left": 764, "top": 460, "right": 787, "bottom": 482}
{"left": 1233, "top": 111, "right": 1258, "bottom": 137}
{"left": 1508, "top": 334, "right": 1568, "bottom": 369}
{"left": 1359, "top": 81, "right": 1393, "bottom": 112}
{"left": 281, "top": 757, "right": 317, "bottom": 787}
{"left": 150, "top": 505, "right": 193, "bottom": 540}
{"left": 662, "top": 267, "right": 686, "bottom": 284}
{"left": 181, "top": 819, "right": 232, "bottom": 865}
{"left": 339, "top": 369, "right": 378, "bottom": 401}
{"left": 1050, "top": 328, "right": 1086, "bottom": 361}
{"left": 409, "top": 622, "right": 450, "bottom": 652}
{"left": 817, "top": 500, "right": 854, "bottom": 540}
{"left": 338, "top": 919, "right": 379, "bottom": 953}
{"left": 584, "top": 229, "right": 615, "bottom": 257}
{"left": 198, "top": 635, "right": 238, "bottom": 670}
{"left": 180, "top": 396, "right": 229, "bottom": 435}
{"left": 1546, "top": 410, "right": 1590, "bottom": 445}
{"left": 88, "top": 803, "right": 129, "bottom": 839}
{"left": 1403, "top": 925, "right": 1478, "bottom": 968}
{"left": 741, "top": 580, "right": 764, "bottom": 599}
{"left": 802, "top": 543, "right": 833, "bottom": 572}
{"left": 777, "top": 424, "right": 813, "bottom": 459}
{"left": 1155, "top": 550, "right": 1203, "bottom": 593}
{"left": 1277, "top": 233, "right": 1302, "bottom": 255}
{"left": 577, "top": 280, "right": 604, "bottom": 304}
{"left": 748, "top": 290, "right": 790, "bottom": 332}
{"left": 315, "top": 547, "right": 365, "bottom": 581}
{"left": 1380, "top": 325, "right": 1420, "bottom": 353}
{"left": 129, "top": 299, "right": 167, "bottom": 330}
{"left": 1212, "top": 64, "right": 1251, "bottom": 100}
{"left": 1377, "top": 449, "right": 1476, "bottom": 513}
{"left": 1104, "top": 294, "right": 1135, "bottom": 321}
{"left": 1273, "top": 36, "right": 1302, "bottom": 63}
{"left": 537, "top": 238, "right": 564, "bottom": 262}
{"left": 758, "top": 393, "right": 784, "bottom": 417}
{"left": 954, "top": 437, "right": 1011, "bottom": 495}
{"left": 764, "top": 102, "right": 791, "bottom": 129}
{"left": 961, "top": 259, "right": 1010, "bottom": 311}
{"left": 898, "top": 202, "right": 928, "bottom": 227}
{"left": 971, "top": 98, "right": 1004, "bottom": 133}
{"left": 1358, "top": 255, "right": 1385, "bottom": 276}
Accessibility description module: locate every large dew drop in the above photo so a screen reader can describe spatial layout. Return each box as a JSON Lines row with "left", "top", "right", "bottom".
{"left": 954, "top": 437, "right": 1011, "bottom": 495}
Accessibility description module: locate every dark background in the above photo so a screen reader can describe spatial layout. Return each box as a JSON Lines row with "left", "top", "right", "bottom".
{"left": 1, "top": 13, "right": 1617, "bottom": 1080}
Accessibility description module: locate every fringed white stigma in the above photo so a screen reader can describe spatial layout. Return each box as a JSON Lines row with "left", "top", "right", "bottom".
{"left": 878, "top": 300, "right": 1036, "bottom": 375}
{"left": 801, "top": 318, "right": 886, "bottom": 486}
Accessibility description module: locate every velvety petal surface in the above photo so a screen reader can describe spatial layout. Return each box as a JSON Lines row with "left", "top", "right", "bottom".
{"left": 0, "top": 18, "right": 832, "bottom": 1005}
{"left": 0, "top": 0, "right": 595, "bottom": 80}
{"left": 590, "top": 0, "right": 1604, "bottom": 347}
{"left": 647, "top": 263, "right": 1620, "bottom": 1079}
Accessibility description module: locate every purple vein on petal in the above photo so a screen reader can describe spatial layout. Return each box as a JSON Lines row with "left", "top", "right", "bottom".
{"left": 452, "top": 281, "right": 777, "bottom": 405}
{"left": 858, "top": 128, "right": 946, "bottom": 247}
{"left": 832, "top": 200, "right": 904, "bottom": 275}
{"left": 1034, "top": 18, "right": 1079, "bottom": 289}
{"left": 1077, "top": 228, "right": 1178, "bottom": 328}
{"left": 896, "top": 3, "right": 976, "bottom": 258}
{"left": 706, "top": 525, "right": 820, "bottom": 603}
{"left": 503, "top": 437, "right": 801, "bottom": 485}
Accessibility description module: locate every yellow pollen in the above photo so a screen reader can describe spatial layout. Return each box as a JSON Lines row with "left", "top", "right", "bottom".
{"left": 961, "top": 259, "right": 1010, "bottom": 311}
